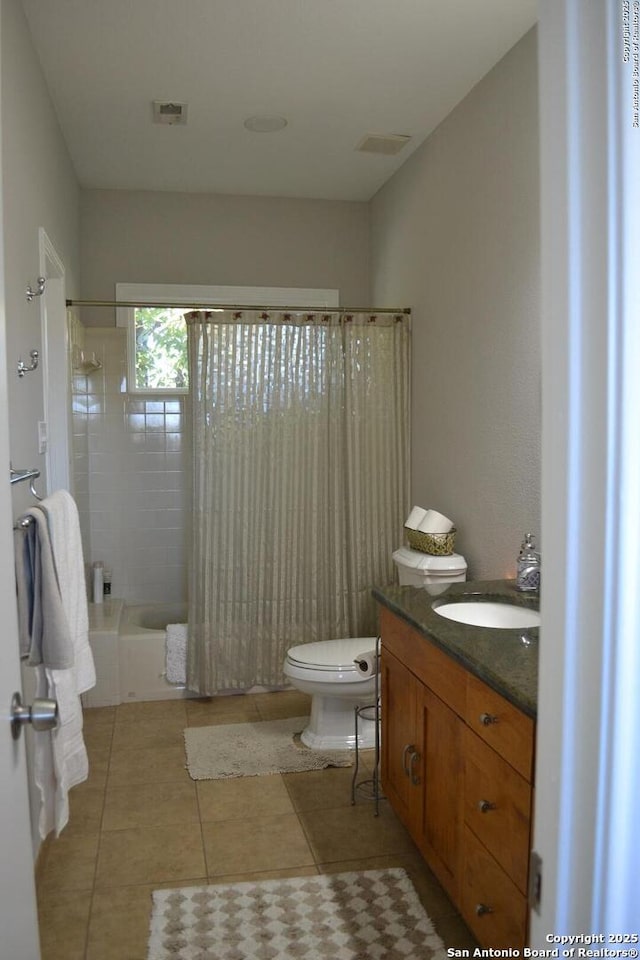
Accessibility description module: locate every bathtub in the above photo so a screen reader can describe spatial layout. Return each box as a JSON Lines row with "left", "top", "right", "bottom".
{"left": 84, "top": 599, "right": 188, "bottom": 707}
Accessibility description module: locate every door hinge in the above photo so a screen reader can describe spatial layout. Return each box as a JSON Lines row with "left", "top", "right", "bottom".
{"left": 529, "top": 849, "right": 542, "bottom": 914}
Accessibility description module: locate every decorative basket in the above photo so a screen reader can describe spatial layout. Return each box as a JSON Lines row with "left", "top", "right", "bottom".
{"left": 405, "top": 526, "right": 456, "bottom": 556}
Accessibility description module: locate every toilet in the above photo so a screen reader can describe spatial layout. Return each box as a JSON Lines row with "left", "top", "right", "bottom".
{"left": 284, "top": 637, "right": 379, "bottom": 750}
{"left": 283, "top": 546, "right": 467, "bottom": 750}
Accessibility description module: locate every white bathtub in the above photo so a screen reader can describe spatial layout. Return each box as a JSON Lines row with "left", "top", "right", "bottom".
{"left": 84, "top": 599, "right": 188, "bottom": 706}
{"left": 119, "top": 602, "right": 188, "bottom": 703}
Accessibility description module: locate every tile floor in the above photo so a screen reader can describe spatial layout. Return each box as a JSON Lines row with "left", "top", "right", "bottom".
{"left": 36, "top": 690, "right": 477, "bottom": 959}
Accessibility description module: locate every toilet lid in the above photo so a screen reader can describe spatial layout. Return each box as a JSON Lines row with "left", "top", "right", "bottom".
{"left": 287, "top": 637, "right": 377, "bottom": 671}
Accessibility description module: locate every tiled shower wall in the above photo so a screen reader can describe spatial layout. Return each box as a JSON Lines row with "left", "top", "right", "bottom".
{"left": 72, "top": 327, "right": 188, "bottom": 604}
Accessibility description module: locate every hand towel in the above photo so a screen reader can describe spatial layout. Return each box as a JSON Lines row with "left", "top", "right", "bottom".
{"left": 166, "top": 623, "right": 187, "bottom": 685}
{"left": 13, "top": 508, "right": 73, "bottom": 669}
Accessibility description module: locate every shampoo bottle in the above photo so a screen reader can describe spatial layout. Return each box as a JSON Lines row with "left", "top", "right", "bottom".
{"left": 93, "top": 561, "right": 104, "bottom": 604}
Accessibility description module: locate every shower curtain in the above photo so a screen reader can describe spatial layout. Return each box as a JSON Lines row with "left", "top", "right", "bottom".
{"left": 185, "top": 309, "right": 410, "bottom": 695}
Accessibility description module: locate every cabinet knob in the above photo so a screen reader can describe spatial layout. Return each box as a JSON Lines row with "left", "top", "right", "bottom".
{"left": 477, "top": 799, "right": 496, "bottom": 813}
{"left": 475, "top": 903, "right": 494, "bottom": 917}
{"left": 479, "top": 712, "right": 499, "bottom": 726}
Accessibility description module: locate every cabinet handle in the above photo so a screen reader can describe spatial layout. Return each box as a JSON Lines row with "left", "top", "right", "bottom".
{"left": 409, "top": 749, "right": 421, "bottom": 786}
{"left": 475, "top": 903, "right": 494, "bottom": 917}
{"left": 479, "top": 712, "right": 499, "bottom": 726}
{"left": 477, "top": 799, "right": 496, "bottom": 814}
{"left": 402, "top": 743, "right": 415, "bottom": 777}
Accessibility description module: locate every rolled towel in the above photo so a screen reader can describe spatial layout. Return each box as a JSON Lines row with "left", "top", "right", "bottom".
{"left": 166, "top": 623, "right": 187, "bottom": 685}
{"left": 353, "top": 650, "right": 379, "bottom": 679}
{"left": 405, "top": 506, "right": 428, "bottom": 530}
{"left": 417, "top": 508, "right": 454, "bottom": 534}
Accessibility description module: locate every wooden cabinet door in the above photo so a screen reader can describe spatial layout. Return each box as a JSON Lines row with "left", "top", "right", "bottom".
{"left": 381, "top": 647, "right": 422, "bottom": 833}
{"left": 420, "top": 686, "right": 464, "bottom": 902}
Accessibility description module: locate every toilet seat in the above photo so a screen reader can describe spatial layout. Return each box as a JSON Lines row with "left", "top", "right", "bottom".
{"left": 285, "top": 637, "right": 377, "bottom": 683}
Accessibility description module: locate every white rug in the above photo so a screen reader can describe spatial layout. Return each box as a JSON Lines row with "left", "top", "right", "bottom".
{"left": 147, "top": 868, "right": 447, "bottom": 960}
{"left": 183, "top": 716, "right": 353, "bottom": 780}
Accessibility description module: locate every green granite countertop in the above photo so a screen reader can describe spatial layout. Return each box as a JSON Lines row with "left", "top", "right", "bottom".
{"left": 372, "top": 579, "right": 539, "bottom": 719}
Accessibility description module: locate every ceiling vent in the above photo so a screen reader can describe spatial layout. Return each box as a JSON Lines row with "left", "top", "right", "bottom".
{"left": 356, "top": 133, "right": 411, "bottom": 156}
{"left": 152, "top": 101, "right": 188, "bottom": 125}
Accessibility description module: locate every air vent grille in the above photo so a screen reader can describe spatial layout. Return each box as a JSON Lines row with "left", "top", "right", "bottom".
{"left": 356, "top": 134, "right": 411, "bottom": 156}
{"left": 152, "top": 101, "right": 188, "bottom": 125}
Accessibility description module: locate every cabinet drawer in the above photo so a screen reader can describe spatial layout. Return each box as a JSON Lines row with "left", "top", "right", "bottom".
{"left": 464, "top": 727, "right": 531, "bottom": 893}
{"left": 466, "top": 673, "right": 534, "bottom": 781}
{"left": 461, "top": 826, "right": 528, "bottom": 949}
{"left": 380, "top": 607, "right": 466, "bottom": 715}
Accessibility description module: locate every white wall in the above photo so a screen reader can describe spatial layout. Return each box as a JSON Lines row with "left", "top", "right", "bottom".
{"left": 79, "top": 188, "right": 370, "bottom": 327}
{"left": 371, "top": 29, "right": 540, "bottom": 580}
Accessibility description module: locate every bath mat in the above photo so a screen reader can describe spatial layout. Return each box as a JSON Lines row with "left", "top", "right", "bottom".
{"left": 183, "top": 716, "right": 353, "bottom": 780}
{"left": 147, "top": 867, "right": 447, "bottom": 960}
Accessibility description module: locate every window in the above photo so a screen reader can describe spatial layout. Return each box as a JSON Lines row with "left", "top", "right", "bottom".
{"left": 133, "top": 306, "right": 189, "bottom": 391}
{"left": 116, "top": 283, "right": 339, "bottom": 394}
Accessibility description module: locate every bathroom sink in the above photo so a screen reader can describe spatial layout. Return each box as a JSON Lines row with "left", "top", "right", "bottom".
{"left": 432, "top": 600, "right": 540, "bottom": 629}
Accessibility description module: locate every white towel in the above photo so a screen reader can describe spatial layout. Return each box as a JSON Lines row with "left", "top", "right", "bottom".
{"left": 32, "top": 490, "right": 95, "bottom": 838}
{"left": 39, "top": 490, "right": 95, "bottom": 694}
{"left": 13, "top": 508, "right": 73, "bottom": 669}
{"left": 166, "top": 623, "right": 187, "bottom": 685}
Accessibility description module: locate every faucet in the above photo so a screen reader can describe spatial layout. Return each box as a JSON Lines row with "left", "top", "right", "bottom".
{"left": 516, "top": 533, "right": 540, "bottom": 592}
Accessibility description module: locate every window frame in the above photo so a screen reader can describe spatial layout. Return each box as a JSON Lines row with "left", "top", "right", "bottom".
{"left": 116, "top": 282, "right": 340, "bottom": 394}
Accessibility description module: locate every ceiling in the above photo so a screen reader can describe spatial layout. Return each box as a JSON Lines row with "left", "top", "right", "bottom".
{"left": 20, "top": 0, "right": 537, "bottom": 202}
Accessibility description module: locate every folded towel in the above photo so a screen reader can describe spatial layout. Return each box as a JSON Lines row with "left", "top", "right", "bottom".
{"left": 166, "top": 623, "right": 187, "bottom": 685}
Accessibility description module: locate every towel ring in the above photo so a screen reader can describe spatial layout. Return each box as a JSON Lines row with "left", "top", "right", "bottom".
{"left": 30, "top": 476, "right": 43, "bottom": 501}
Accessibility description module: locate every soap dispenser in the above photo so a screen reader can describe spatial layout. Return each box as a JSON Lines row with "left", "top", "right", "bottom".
{"left": 516, "top": 533, "right": 540, "bottom": 592}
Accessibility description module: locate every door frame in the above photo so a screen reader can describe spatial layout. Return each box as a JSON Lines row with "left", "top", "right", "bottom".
{"left": 0, "top": 8, "right": 42, "bottom": 954}
{"left": 532, "top": 0, "right": 640, "bottom": 937}
{"left": 38, "top": 228, "right": 70, "bottom": 494}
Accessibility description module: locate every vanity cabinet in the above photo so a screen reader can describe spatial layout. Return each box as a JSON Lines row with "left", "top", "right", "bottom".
{"left": 379, "top": 605, "right": 535, "bottom": 949}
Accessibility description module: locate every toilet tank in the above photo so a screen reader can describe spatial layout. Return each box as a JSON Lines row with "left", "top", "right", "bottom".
{"left": 392, "top": 546, "right": 467, "bottom": 586}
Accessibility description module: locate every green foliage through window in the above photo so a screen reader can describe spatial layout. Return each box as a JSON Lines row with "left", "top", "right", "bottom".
{"left": 135, "top": 307, "right": 188, "bottom": 390}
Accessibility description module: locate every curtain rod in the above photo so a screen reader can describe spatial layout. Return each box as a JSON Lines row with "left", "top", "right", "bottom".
{"left": 66, "top": 298, "right": 410, "bottom": 315}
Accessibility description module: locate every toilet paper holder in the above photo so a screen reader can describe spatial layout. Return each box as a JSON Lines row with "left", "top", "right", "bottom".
{"left": 350, "top": 636, "right": 383, "bottom": 815}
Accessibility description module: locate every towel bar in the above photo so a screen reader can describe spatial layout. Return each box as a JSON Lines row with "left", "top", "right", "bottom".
{"left": 10, "top": 466, "right": 43, "bottom": 529}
